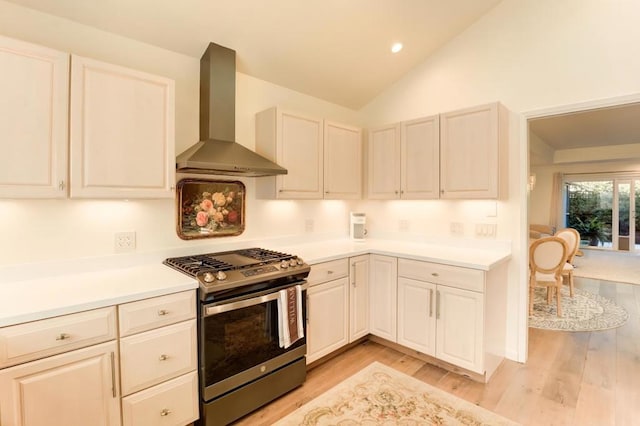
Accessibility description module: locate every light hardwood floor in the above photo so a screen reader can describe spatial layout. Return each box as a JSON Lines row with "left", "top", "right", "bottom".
{"left": 236, "top": 277, "right": 640, "bottom": 426}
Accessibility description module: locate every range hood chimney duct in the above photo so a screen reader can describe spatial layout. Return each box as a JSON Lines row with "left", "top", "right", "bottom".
{"left": 176, "top": 42, "right": 287, "bottom": 177}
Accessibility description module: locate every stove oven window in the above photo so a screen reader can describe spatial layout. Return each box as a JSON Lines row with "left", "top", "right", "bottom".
{"left": 202, "top": 295, "right": 306, "bottom": 388}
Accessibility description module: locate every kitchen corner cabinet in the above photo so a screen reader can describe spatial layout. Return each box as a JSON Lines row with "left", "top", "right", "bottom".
{"left": 367, "top": 115, "right": 439, "bottom": 200}
{"left": 256, "top": 108, "right": 324, "bottom": 199}
{"left": 324, "top": 121, "right": 362, "bottom": 199}
{"left": 368, "top": 255, "right": 397, "bottom": 341}
{"left": 440, "top": 102, "right": 508, "bottom": 199}
{"left": 349, "top": 255, "right": 369, "bottom": 342}
{"left": 70, "top": 55, "right": 176, "bottom": 198}
{"left": 306, "top": 259, "right": 349, "bottom": 364}
{"left": 0, "top": 35, "right": 69, "bottom": 198}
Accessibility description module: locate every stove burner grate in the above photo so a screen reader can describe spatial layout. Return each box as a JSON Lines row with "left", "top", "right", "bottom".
{"left": 164, "top": 255, "right": 233, "bottom": 276}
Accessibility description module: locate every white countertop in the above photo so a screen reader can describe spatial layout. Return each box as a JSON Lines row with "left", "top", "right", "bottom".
{"left": 0, "top": 238, "right": 510, "bottom": 328}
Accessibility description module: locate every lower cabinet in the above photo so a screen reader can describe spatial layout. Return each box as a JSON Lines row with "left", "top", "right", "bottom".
{"left": 307, "top": 276, "right": 349, "bottom": 363}
{"left": 0, "top": 341, "right": 121, "bottom": 426}
{"left": 349, "top": 255, "right": 369, "bottom": 342}
{"left": 0, "top": 290, "right": 198, "bottom": 426}
{"left": 369, "top": 255, "right": 397, "bottom": 341}
{"left": 397, "top": 277, "right": 436, "bottom": 356}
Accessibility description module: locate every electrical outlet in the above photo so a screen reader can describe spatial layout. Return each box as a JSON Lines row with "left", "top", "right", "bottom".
{"left": 450, "top": 222, "right": 464, "bottom": 236}
{"left": 115, "top": 231, "right": 136, "bottom": 252}
{"left": 399, "top": 220, "right": 409, "bottom": 232}
{"left": 305, "top": 219, "right": 314, "bottom": 233}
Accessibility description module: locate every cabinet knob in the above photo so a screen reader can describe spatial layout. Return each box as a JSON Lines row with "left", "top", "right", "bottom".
{"left": 157, "top": 309, "right": 169, "bottom": 316}
{"left": 160, "top": 409, "right": 171, "bottom": 417}
{"left": 431, "top": 272, "right": 439, "bottom": 277}
{"left": 55, "top": 333, "right": 71, "bottom": 341}
{"left": 327, "top": 270, "right": 334, "bottom": 274}
{"left": 159, "top": 354, "right": 169, "bottom": 361}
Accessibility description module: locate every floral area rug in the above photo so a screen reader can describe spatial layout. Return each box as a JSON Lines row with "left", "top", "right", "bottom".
{"left": 273, "top": 362, "right": 519, "bottom": 426}
{"left": 529, "top": 286, "right": 628, "bottom": 331}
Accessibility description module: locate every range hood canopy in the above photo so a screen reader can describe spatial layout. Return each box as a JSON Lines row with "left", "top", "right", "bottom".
{"left": 176, "top": 42, "right": 287, "bottom": 177}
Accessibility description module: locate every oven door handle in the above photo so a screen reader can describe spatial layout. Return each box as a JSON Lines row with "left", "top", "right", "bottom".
{"left": 204, "top": 283, "right": 308, "bottom": 317}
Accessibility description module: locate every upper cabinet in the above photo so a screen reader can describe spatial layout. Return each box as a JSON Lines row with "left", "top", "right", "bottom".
{"left": 256, "top": 108, "right": 324, "bottom": 199}
{"left": 256, "top": 107, "right": 362, "bottom": 200}
{"left": 440, "top": 102, "right": 508, "bottom": 199}
{"left": 367, "top": 115, "right": 439, "bottom": 200}
{"left": 324, "top": 121, "right": 362, "bottom": 199}
{"left": 0, "top": 35, "right": 176, "bottom": 200}
{"left": 0, "top": 35, "right": 69, "bottom": 198}
{"left": 368, "top": 102, "right": 508, "bottom": 200}
{"left": 70, "top": 55, "right": 175, "bottom": 199}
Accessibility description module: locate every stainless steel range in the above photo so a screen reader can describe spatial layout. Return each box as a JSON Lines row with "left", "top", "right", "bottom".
{"left": 164, "top": 248, "right": 310, "bottom": 426}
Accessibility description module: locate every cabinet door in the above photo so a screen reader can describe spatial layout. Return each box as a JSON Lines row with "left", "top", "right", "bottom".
{"left": 367, "top": 124, "right": 400, "bottom": 199}
{"left": 368, "top": 255, "right": 397, "bottom": 341}
{"left": 397, "top": 277, "right": 436, "bottom": 356}
{"left": 435, "top": 285, "right": 484, "bottom": 374}
{"left": 0, "top": 35, "right": 69, "bottom": 198}
{"left": 401, "top": 115, "right": 439, "bottom": 199}
{"left": 306, "top": 277, "right": 349, "bottom": 363}
{"left": 0, "top": 341, "right": 121, "bottom": 426}
{"left": 349, "top": 255, "right": 369, "bottom": 342}
{"left": 324, "top": 121, "right": 362, "bottom": 199}
{"left": 440, "top": 103, "right": 499, "bottom": 199}
{"left": 70, "top": 55, "right": 175, "bottom": 198}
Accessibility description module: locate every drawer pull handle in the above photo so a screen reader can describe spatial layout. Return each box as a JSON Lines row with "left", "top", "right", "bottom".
{"left": 159, "top": 354, "right": 169, "bottom": 361}
{"left": 327, "top": 270, "right": 334, "bottom": 274}
{"left": 157, "top": 309, "right": 170, "bottom": 316}
{"left": 55, "top": 333, "right": 71, "bottom": 341}
{"left": 160, "top": 409, "right": 171, "bottom": 417}
{"left": 431, "top": 272, "right": 439, "bottom": 277}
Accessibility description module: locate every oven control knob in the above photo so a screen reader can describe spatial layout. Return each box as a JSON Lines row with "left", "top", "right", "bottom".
{"left": 289, "top": 259, "right": 297, "bottom": 268}
{"left": 203, "top": 272, "right": 215, "bottom": 283}
{"left": 216, "top": 271, "right": 227, "bottom": 281}
{"left": 280, "top": 260, "right": 289, "bottom": 269}
{"left": 296, "top": 257, "right": 304, "bottom": 266}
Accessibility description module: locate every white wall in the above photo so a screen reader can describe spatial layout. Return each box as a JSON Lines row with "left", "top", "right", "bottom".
{"left": 359, "top": 0, "right": 640, "bottom": 361}
{"left": 0, "top": 0, "right": 362, "bottom": 265}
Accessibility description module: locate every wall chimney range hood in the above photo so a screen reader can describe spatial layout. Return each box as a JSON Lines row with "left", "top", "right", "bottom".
{"left": 176, "top": 43, "right": 287, "bottom": 177}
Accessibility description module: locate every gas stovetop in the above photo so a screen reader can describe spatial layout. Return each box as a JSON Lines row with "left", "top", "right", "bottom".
{"left": 164, "top": 248, "right": 309, "bottom": 299}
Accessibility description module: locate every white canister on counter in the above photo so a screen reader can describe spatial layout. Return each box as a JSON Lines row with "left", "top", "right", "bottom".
{"left": 350, "top": 212, "right": 366, "bottom": 241}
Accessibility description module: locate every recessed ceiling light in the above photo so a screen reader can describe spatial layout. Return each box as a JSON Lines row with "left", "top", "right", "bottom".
{"left": 391, "top": 42, "right": 403, "bottom": 53}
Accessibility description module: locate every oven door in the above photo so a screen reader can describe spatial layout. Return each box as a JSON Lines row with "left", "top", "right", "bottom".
{"left": 200, "top": 282, "right": 307, "bottom": 401}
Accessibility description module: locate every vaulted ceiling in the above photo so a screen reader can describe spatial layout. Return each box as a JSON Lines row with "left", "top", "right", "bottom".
{"left": 4, "top": 0, "right": 502, "bottom": 109}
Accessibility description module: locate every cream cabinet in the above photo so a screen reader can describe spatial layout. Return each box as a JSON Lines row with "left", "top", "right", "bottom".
{"left": 306, "top": 259, "right": 349, "bottom": 364}
{"left": 368, "top": 255, "right": 397, "bottom": 341}
{"left": 0, "top": 308, "right": 120, "bottom": 426}
{"left": 70, "top": 55, "right": 175, "bottom": 198}
{"left": 349, "top": 255, "right": 369, "bottom": 342}
{"left": 0, "top": 35, "right": 69, "bottom": 198}
{"left": 0, "top": 291, "right": 198, "bottom": 426}
{"left": 397, "top": 258, "right": 506, "bottom": 380}
{"left": 397, "top": 277, "right": 436, "bottom": 356}
{"left": 439, "top": 102, "right": 508, "bottom": 199}
{"left": 256, "top": 107, "right": 324, "bottom": 199}
{"left": 118, "top": 291, "right": 198, "bottom": 426}
{"left": 367, "top": 115, "right": 439, "bottom": 200}
{"left": 324, "top": 121, "right": 362, "bottom": 199}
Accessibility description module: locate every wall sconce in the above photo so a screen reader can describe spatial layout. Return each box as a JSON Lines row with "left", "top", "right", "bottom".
{"left": 528, "top": 174, "right": 537, "bottom": 191}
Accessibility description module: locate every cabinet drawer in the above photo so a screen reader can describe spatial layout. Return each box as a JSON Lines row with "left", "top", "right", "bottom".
{"left": 0, "top": 307, "right": 116, "bottom": 368}
{"left": 119, "top": 291, "right": 196, "bottom": 337}
{"left": 120, "top": 320, "right": 197, "bottom": 396}
{"left": 398, "top": 259, "right": 484, "bottom": 292}
{"left": 307, "top": 259, "right": 349, "bottom": 286}
{"left": 122, "top": 371, "right": 198, "bottom": 426}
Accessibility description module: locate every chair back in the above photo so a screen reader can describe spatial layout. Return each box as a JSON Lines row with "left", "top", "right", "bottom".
{"left": 529, "top": 236, "right": 567, "bottom": 278}
{"left": 555, "top": 228, "right": 580, "bottom": 263}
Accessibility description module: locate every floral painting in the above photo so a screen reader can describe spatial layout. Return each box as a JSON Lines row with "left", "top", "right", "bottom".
{"left": 176, "top": 179, "right": 245, "bottom": 239}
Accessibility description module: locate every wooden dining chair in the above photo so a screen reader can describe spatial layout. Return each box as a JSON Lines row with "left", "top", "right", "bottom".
{"left": 529, "top": 236, "right": 568, "bottom": 317}
{"left": 554, "top": 227, "right": 580, "bottom": 297}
